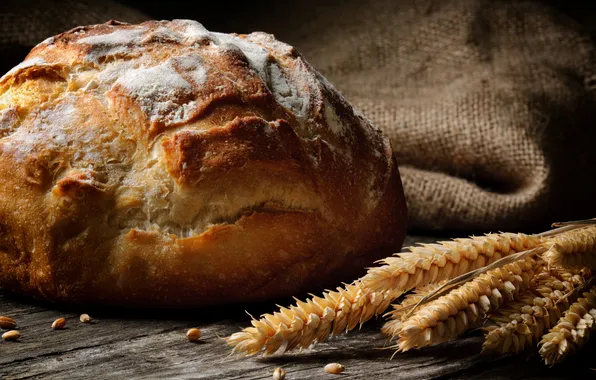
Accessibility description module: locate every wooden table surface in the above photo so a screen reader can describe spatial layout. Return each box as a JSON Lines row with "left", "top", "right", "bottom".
{"left": 0, "top": 235, "right": 594, "bottom": 380}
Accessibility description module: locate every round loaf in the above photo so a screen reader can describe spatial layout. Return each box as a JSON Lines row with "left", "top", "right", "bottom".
{"left": 0, "top": 20, "right": 407, "bottom": 307}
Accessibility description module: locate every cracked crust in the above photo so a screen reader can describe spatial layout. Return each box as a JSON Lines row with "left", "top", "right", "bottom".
{"left": 0, "top": 20, "right": 407, "bottom": 307}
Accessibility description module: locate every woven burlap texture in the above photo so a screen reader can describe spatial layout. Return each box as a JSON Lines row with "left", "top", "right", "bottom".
{"left": 0, "top": 0, "right": 148, "bottom": 74}
{"left": 1, "top": 0, "right": 595, "bottom": 231}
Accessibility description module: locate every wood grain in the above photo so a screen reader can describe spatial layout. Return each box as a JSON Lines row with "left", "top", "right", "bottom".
{"left": 0, "top": 236, "right": 593, "bottom": 379}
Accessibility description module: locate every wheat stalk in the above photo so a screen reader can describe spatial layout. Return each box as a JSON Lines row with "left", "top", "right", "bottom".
{"left": 538, "top": 286, "right": 596, "bottom": 365}
{"left": 226, "top": 224, "right": 596, "bottom": 358}
{"left": 543, "top": 226, "right": 596, "bottom": 269}
{"left": 225, "top": 282, "right": 399, "bottom": 355}
{"left": 482, "top": 269, "right": 584, "bottom": 354}
{"left": 226, "top": 232, "right": 541, "bottom": 356}
{"left": 551, "top": 218, "right": 596, "bottom": 228}
{"left": 390, "top": 258, "right": 536, "bottom": 351}
{"left": 363, "top": 233, "right": 541, "bottom": 294}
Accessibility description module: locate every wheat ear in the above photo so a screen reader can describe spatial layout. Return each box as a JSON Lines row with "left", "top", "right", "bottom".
{"left": 538, "top": 286, "right": 596, "bottom": 365}
{"left": 225, "top": 282, "right": 399, "bottom": 356}
{"left": 543, "top": 226, "right": 596, "bottom": 269}
{"left": 363, "top": 233, "right": 542, "bottom": 294}
{"left": 380, "top": 283, "right": 443, "bottom": 338}
{"left": 547, "top": 267, "right": 592, "bottom": 287}
{"left": 482, "top": 269, "right": 584, "bottom": 354}
{"left": 392, "top": 258, "right": 536, "bottom": 351}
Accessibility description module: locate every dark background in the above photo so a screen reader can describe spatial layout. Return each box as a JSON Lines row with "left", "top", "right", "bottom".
{"left": 2, "top": 0, "right": 596, "bottom": 75}
{"left": 118, "top": 0, "right": 596, "bottom": 35}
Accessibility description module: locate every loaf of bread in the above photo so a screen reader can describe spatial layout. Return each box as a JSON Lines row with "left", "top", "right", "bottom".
{"left": 0, "top": 20, "right": 407, "bottom": 307}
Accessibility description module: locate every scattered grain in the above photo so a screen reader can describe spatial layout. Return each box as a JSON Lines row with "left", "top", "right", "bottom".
{"left": 79, "top": 314, "right": 92, "bottom": 323}
{"left": 0, "top": 316, "right": 17, "bottom": 329}
{"left": 2, "top": 330, "right": 20, "bottom": 341}
{"left": 186, "top": 328, "right": 202, "bottom": 342}
{"left": 324, "top": 363, "right": 345, "bottom": 374}
{"left": 272, "top": 367, "right": 286, "bottom": 380}
{"left": 52, "top": 318, "right": 67, "bottom": 330}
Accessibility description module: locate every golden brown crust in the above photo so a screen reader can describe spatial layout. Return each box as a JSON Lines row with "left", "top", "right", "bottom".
{"left": 0, "top": 20, "right": 407, "bottom": 307}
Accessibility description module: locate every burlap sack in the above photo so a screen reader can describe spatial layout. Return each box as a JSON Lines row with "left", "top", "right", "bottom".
{"left": 2, "top": 0, "right": 595, "bottom": 232}
{"left": 0, "top": 0, "right": 148, "bottom": 74}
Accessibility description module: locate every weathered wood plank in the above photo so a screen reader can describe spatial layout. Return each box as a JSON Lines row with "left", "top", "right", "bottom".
{"left": 0, "top": 235, "right": 593, "bottom": 379}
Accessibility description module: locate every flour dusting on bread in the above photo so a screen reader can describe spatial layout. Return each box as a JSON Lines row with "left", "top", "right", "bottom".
{"left": 114, "top": 60, "right": 194, "bottom": 124}
{"left": 78, "top": 27, "right": 147, "bottom": 62}
{"left": 0, "top": 107, "right": 18, "bottom": 139}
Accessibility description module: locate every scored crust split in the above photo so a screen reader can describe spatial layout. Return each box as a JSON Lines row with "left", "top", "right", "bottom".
{"left": 0, "top": 20, "right": 407, "bottom": 307}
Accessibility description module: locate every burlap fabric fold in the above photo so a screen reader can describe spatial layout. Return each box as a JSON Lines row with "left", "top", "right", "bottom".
{"left": 2, "top": 0, "right": 595, "bottom": 231}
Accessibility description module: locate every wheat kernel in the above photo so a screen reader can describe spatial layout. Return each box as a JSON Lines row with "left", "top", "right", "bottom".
{"left": 2, "top": 330, "right": 20, "bottom": 341}
{"left": 272, "top": 367, "right": 286, "bottom": 380}
{"left": 186, "top": 328, "right": 202, "bottom": 342}
{"left": 324, "top": 363, "right": 345, "bottom": 374}
{"left": 0, "top": 316, "right": 17, "bottom": 329}
{"left": 52, "top": 318, "right": 66, "bottom": 330}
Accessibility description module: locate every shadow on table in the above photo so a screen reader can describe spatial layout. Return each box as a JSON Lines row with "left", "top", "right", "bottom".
{"left": 0, "top": 288, "right": 293, "bottom": 324}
